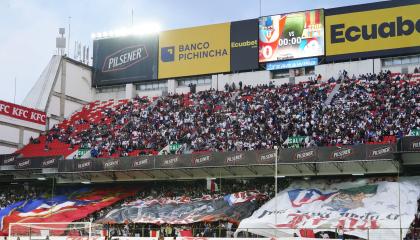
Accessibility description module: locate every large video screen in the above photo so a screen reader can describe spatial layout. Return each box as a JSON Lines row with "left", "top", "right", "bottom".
{"left": 259, "top": 9, "right": 324, "bottom": 62}
{"left": 92, "top": 35, "right": 158, "bottom": 87}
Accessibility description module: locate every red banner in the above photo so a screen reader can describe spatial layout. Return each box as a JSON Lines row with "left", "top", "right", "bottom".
{"left": 0, "top": 100, "right": 46, "bottom": 125}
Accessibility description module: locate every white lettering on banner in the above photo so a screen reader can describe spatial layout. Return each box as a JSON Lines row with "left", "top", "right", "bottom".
{"left": 104, "top": 160, "right": 119, "bottom": 168}
{"left": 42, "top": 158, "right": 56, "bottom": 167}
{"left": 0, "top": 103, "right": 10, "bottom": 113}
{"left": 332, "top": 148, "right": 352, "bottom": 158}
{"left": 0, "top": 100, "right": 46, "bottom": 125}
{"left": 102, "top": 45, "right": 148, "bottom": 72}
{"left": 226, "top": 154, "right": 242, "bottom": 164}
{"left": 17, "top": 160, "right": 30, "bottom": 168}
{"left": 133, "top": 159, "right": 148, "bottom": 167}
{"left": 163, "top": 157, "right": 178, "bottom": 166}
{"left": 237, "top": 178, "right": 420, "bottom": 240}
{"left": 295, "top": 150, "right": 315, "bottom": 160}
{"left": 108, "top": 48, "right": 143, "bottom": 69}
{"left": 77, "top": 162, "right": 91, "bottom": 169}
{"left": 413, "top": 141, "right": 420, "bottom": 149}
{"left": 192, "top": 155, "right": 210, "bottom": 165}
{"left": 370, "top": 146, "right": 391, "bottom": 157}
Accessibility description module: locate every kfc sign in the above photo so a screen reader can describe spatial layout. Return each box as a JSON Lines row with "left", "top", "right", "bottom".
{"left": 0, "top": 100, "right": 46, "bottom": 125}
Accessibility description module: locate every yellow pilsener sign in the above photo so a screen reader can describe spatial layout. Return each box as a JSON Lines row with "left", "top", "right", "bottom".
{"left": 159, "top": 23, "right": 230, "bottom": 79}
{"left": 326, "top": 4, "right": 420, "bottom": 56}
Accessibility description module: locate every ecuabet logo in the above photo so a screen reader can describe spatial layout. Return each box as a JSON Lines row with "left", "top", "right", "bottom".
{"left": 161, "top": 46, "right": 175, "bottom": 62}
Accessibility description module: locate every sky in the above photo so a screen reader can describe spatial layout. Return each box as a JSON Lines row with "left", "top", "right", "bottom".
{"left": 0, "top": 0, "right": 383, "bottom": 104}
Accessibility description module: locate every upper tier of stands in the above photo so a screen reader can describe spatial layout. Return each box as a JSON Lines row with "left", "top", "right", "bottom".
{"left": 16, "top": 71, "right": 419, "bottom": 158}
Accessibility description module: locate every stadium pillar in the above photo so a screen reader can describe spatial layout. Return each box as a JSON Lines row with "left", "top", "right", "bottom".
{"left": 125, "top": 83, "right": 135, "bottom": 99}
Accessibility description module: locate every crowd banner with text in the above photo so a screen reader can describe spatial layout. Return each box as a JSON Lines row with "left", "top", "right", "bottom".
{"left": 237, "top": 178, "right": 420, "bottom": 239}
{"left": 259, "top": 9, "right": 324, "bottom": 62}
{"left": 158, "top": 23, "right": 230, "bottom": 79}
{"left": 325, "top": 1, "right": 420, "bottom": 61}
{"left": 230, "top": 19, "right": 259, "bottom": 72}
{"left": 92, "top": 35, "right": 158, "bottom": 86}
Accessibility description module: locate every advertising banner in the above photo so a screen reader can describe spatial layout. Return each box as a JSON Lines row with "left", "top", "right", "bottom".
{"left": 399, "top": 136, "right": 420, "bottom": 152}
{"left": 230, "top": 19, "right": 259, "bottom": 72}
{"left": 259, "top": 9, "right": 324, "bottom": 62}
{"left": 237, "top": 178, "right": 420, "bottom": 239}
{"left": 325, "top": 1, "right": 420, "bottom": 61}
{"left": 14, "top": 156, "right": 60, "bottom": 170}
{"left": 0, "top": 100, "right": 46, "bottom": 125}
{"left": 92, "top": 35, "right": 158, "bottom": 86}
{"left": 98, "top": 191, "right": 266, "bottom": 225}
{"left": 0, "top": 154, "right": 16, "bottom": 166}
{"left": 266, "top": 57, "right": 318, "bottom": 70}
{"left": 159, "top": 23, "right": 230, "bottom": 79}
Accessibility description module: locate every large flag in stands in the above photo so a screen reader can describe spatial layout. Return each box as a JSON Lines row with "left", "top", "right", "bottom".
{"left": 97, "top": 191, "right": 267, "bottom": 225}
{"left": 0, "top": 187, "right": 135, "bottom": 235}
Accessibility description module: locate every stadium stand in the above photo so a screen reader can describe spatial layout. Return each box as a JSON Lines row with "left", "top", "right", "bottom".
{"left": 14, "top": 70, "right": 419, "bottom": 159}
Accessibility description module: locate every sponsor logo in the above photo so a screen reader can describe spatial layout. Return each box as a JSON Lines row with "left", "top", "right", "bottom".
{"left": 77, "top": 161, "right": 91, "bottom": 170}
{"left": 294, "top": 149, "right": 315, "bottom": 161}
{"left": 0, "top": 100, "right": 46, "bottom": 124}
{"left": 369, "top": 146, "right": 392, "bottom": 158}
{"left": 161, "top": 46, "right": 175, "bottom": 62}
{"left": 133, "top": 158, "right": 149, "bottom": 168}
{"left": 41, "top": 158, "right": 56, "bottom": 167}
{"left": 3, "top": 157, "right": 15, "bottom": 165}
{"left": 231, "top": 40, "right": 258, "bottom": 48}
{"left": 191, "top": 155, "right": 211, "bottom": 165}
{"left": 17, "top": 160, "right": 30, "bottom": 168}
{"left": 258, "top": 152, "right": 276, "bottom": 163}
{"left": 102, "top": 45, "right": 148, "bottom": 72}
{"left": 104, "top": 160, "right": 119, "bottom": 169}
{"left": 162, "top": 157, "right": 179, "bottom": 166}
{"left": 331, "top": 17, "right": 420, "bottom": 44}
{"left": 226, "top": 154, "right": 243, "bottom": 164}
{"left": 330, "top": 148, "right": 353, "bottom": 159}
{"left": 161, "top": 42, "right": 228, "bottom": 62}
{"left": 412, "top": 140, "right": 420, "bottom": 150}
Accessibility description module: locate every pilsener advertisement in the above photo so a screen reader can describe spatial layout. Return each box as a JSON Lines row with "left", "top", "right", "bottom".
{"left": 259, "top": 9, "right": 325, "bottom": 62}
{"left": 92, "top": 35, "right": 158, "bottom": 86}
{"left": 158, "top": 23, "right": 230, "bottom": 79}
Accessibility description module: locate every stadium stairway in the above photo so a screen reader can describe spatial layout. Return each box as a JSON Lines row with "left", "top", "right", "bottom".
{"left": 324, "top": 82, "right": 341, "bottom": 106}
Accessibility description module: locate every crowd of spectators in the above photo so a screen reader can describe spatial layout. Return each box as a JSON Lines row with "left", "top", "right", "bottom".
{"left": 28, "top": 70, "right": 419, "bottom": 158}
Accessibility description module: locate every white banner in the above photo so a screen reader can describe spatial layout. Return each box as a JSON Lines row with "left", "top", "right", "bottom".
{"left": 236, "top": 178, "right": 420, "bottom": 239}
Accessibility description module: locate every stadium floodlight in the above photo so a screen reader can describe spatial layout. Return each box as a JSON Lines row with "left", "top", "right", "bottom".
{"left": 81, "top": 181, "right": 91, "bottom": 184}
{"left": 352, "top": 173, "right": 364, "bottom": 176}
{"left": 37, "top": 177, "right": 46, "bottom": 181}
{"left": 132, "top": 22, "right": 161, "bottom": 35}
{"left": 102, "top": 31, "right": 109, "bottom": 38}
{"left": 277, "top": 175, "right": 286, "bottom": 178}
{"left": 96, "top": 32, "right": 103, "bottom": 38}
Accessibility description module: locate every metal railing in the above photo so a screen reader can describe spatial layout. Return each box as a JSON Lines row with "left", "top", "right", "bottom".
{"left": 101, "top": 227, "right": 420, "bottom": 240}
